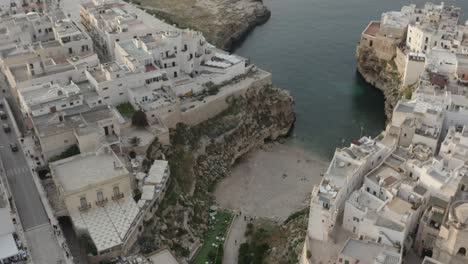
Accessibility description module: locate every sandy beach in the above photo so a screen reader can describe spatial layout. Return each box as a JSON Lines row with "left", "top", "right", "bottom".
{"left": 214, "top": 142, "right": 329, "bottom": 221}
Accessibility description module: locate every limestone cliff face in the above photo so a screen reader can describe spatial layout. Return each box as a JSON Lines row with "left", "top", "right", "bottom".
{"left": 355, "top": 45, "right": 402, "bottom": 119}
{"left": 139, "top": 0, "right": 271, "bottom": 51}
{"left": 139, "top": 83, "right": 295, "bottom": 258}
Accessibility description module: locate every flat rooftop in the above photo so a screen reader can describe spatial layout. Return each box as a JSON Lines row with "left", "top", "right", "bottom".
{"left": 340, "top": 239, "right": 399, "bottom": 264}
{"left": 145, "top": 160, "right": 168, "bottom": 185}
{"left": 33, "top": 105, "right": 113, "bottom": 137}
{"left": 364, "top": 21, "right": 381, "bottom": 37}
{"left": 387, "top": 197, "right": 413, "bottom": 215}
{"left": 51, "top": 151, "right": 129, "bottom": 193}
{"left": 347, "top": 189, "right": 384, "bottom": 212}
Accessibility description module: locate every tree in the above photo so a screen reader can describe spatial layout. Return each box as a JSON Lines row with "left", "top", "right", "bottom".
{"left": 132, "top": 110, "right": 149, "bottom": 127}
{"left": 128, "top": 136, "right": 141, "bottom": 147}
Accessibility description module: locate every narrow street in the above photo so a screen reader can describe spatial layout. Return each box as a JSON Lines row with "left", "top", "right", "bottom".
{"left": 0, "top": 73, "right": 67, "bottom": 263}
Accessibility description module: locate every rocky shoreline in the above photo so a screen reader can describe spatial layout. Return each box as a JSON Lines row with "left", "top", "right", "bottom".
{"left": 355, "top": 45, "right": 402, "bottom": 120}
{"left": 137, "top": 0, "right": 271, "bottom": 51}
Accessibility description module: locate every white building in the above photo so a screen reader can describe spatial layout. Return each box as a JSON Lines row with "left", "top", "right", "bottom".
{"left": 18, "top": 82, "right": 84, "bottom": 117}
{"left": 307, "top": 137, "right": 390, "bottom": 241}
{"left": 0, "top": 0, "right": 22, "bottom": 15}
{"left": 80, "top": 0, "right": 174, "bottom": 59}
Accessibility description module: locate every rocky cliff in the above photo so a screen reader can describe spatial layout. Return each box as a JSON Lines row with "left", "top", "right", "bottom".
{"left": 138, "top": 0, "right": 270, "bottom": 51}
{"left": 138, "top": 82, "right": 295, "bottom": 259}
{"left": 355, "top": 45, "right": 402, "bottom": 119}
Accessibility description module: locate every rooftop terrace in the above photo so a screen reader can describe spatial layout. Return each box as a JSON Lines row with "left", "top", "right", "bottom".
{"left": 50, "top": 150, "right": 129, "bottom": 193}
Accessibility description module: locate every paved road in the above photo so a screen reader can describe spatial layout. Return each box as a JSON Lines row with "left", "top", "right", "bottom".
{"left": 223, "top": 214, "right": 247, "bottom": 264}
{"left": 0, "top": 105, "right": 48, "bottom": 229}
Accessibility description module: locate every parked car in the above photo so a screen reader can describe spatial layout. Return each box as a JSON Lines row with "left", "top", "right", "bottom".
{"left": 2, "top": 124, "right": 10, "bottom": 133}
{"left": 10, "top": 143, "right": 18, "bottom": 152}
{"left": 0, "top": 111, "right": 6, "bottom": 120}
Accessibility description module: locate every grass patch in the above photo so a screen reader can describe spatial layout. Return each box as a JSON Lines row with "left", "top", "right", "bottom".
{"left": 192, "top": 211, "right": 233, "bottom": 264}
{"left": 116, "top": 102, "right": 135, "bottom": 118}
{"left": 48, "top": 145, "right": 80, "bottom": 162}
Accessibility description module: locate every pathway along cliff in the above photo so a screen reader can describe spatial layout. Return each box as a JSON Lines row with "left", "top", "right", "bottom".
{"left": 136, "top": 0, "right": 271, "bottom": 51}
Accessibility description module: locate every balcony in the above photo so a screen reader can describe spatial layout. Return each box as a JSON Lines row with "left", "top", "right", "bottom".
{"left": 95, "top": 198, "right": 108, "bottom": 206}
{"left": 112, "top": 192, "right": 124, "bottom": 200}
{"left": 78, "top": 203, "right": 91, "bottom": 211}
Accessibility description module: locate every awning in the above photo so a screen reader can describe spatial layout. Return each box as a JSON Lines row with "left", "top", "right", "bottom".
{"left": 0, "top": 234, "right": 19, "bottom": 260}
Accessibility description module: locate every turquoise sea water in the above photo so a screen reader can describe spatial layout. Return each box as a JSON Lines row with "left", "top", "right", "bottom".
{"left": 234, "top": 0, "right": 468, "bottom": 159}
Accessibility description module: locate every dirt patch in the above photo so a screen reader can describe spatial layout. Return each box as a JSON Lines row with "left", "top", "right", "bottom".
{"left": 214, "top": 142, "right": 328, "bottom": 221}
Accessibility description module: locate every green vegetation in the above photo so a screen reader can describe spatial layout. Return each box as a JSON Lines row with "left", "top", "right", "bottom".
{"left": 283, "top": 207, "right": 308, "bottom": 224}
{"left": 48, "top": 145, "right": 80, "bottom": 162}
{"left": 403, "top": 87, "right": 413, "bottom": 99}
{"left": 238, "top": 223, "right": 272, "bottom": 264}
{"left": 116, "top": 102, "right": 135, "bottom": 118}
{"left": 132, "top": 110, "right": 149, "bottom": 127}
{"left": 192, "top": 211, "right": 233, "bottom": 264}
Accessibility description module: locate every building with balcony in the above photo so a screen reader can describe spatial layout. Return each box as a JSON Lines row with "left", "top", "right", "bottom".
{"left": 307, "top": 137, "right": 391, "bottom": 242}
{"left": 49, "top": 148, "right": 142, "bottom": 259}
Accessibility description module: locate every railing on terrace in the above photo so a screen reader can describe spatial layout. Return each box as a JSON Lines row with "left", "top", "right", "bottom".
{"left": 78, "top": 203, "right": 91, "bottom": 211}
{"left": 112, "top": 192, "right": 124, "bottom": 200}
{"left": 95, "top": 198, "right": 108, "bottom": 206}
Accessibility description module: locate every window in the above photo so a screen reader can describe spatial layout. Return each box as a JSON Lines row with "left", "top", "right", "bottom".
{"left": 38, "top": 29, "right": 41, "bottom": 33}
{"left": 172, "top": 62, "right": 176, "bottom": 67}
{"left": 458, "top": 247, "right": 466, "bottom": 256}
{"left": 68, "top": 47, "right": 73, "bottom": 54}
{"left": 339, "top": 258, "right": 342, "bottom": 263}
{"left": 70, "top": 102, "right": 74, "bottom": 106}
{"left": 80, "top": 197, "right": 87, "bottom": 208}
{"left": 104, "top": 96, "right": 109, "bottom": 99}
{"left": 119, "top": 92, "right": 124, "bottom": 96}
{"left": 174, "top": 72, "right": 178, "bottom": 78}
{"left": 102, "top": 87, "right": 108, "bottom": 90}
{"left": 97, "top": 191, "right": 104, "bottom": 202}
{"left": 61, "top": 104, "right": 66, "bottom": 107}
{"left": 113, "top": 186, "right": 120, "bottom": 196}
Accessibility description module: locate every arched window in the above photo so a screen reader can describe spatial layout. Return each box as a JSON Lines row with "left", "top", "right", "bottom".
{"left": 97, "top": 191, "right": 104, "bottom": 202}
{"left": 80, "top": 197, "right": 87, "bottom": 208}
{"left": 113, "top": 186, "right": 120, "bottom": 196}
{"left": 458, "top": 247, "right": 466, "bottom": 256}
